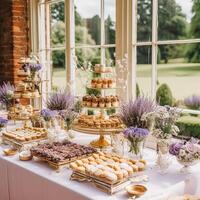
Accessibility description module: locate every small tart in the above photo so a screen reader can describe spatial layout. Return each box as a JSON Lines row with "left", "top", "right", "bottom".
{"left": 19, "top": 151, "right": 33, "bottom": 161}
{"left": 3, "top": 148, "right": 18, "bottom": 156}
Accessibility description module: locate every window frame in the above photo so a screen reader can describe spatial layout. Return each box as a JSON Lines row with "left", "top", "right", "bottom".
{"left": 130, "top": 0, "right": 200, "bottom": 113}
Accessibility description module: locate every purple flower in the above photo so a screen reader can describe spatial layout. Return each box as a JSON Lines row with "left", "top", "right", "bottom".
{"left": 47, "top": 92, "right": 75, "bottom": 111}
{"left": 41, "top": 109, "right": 56, "bottom": 121}
{"left": 0, "top": 82, "right": 15, "bottom": 107}
{"left": 169, "top": 142, "right": 183, "bottom": 156}
{"left": 123, "top": 127, "right": 149, "bottom": 139}
{"left": 0, "top": 117, "right": 8, "bottom": 128}
{"left": 120, "top": 96, "right": 157, "bottom": 128}
{"left": 29, "top": 63, "right": 42, "bottom": 72}
{"left": 184, "top": 95, "right": 200, "bottom": 110}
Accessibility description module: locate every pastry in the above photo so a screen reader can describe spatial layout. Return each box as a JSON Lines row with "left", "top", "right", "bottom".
{"left": 99, "top": 97, "right": 105, "bottom": 108}
{"left": 91, "top": 79, "right": 97, "bottom": 88}
{"left": 105, "top": 97, "right": 112, "bottom": 107}
{"left": 108, "top": 79, "right": 113, "bottom": 88}
{"left": 70, "top": 152, "right": 147, "bottom": 184}
{"left": 94, "top": 64, "right": 101, "bottom": 73}
{"left": 102, "top": 79, "right": 108, "bottom": 88}
{"left": 96, "top": 79, "right": 102, "bottom": 88}
{"left": 19, "top": 151, "right": 33, "bottom": 161}
{"left": 31, "top": 141, "right": 97, "bottom": 164}
{"left": 92, "top": 96, "right": 98, "bottom": 107}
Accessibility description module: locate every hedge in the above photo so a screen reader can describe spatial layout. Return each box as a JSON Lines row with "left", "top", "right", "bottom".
{"left": 176, "top": 116, "right": 200, "bottom": 139}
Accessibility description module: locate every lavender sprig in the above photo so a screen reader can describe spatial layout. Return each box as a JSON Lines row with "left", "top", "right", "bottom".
{"left": 0, "top": 82, "right": 15, "bottom": 107}
{"left": 0, "top": 117, "right": 8, "bottom": 129}
{"left": 123, "top": 127, "right": 149, "bottom": 140}
{"left": 120, "top": 96, "right": 157, "bottom": 128}
{"left": 184, "top": 95, "right": 200, "bottom": 110}
{"left": 46, "top": 91, "right": 75, "bottom": 111}
{"left": 41, "top": 109, "right": 57, "bottom": 121}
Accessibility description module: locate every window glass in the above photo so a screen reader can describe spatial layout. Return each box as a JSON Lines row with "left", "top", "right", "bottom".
{"left": 50, "top": 1, "right": 65, "bottom": 48}
{"left": 136, "top": 46, "right": 152, "bottom": 96}
{"left": 158, "top": 0, "right": 200, "bottom": 40}
{"left": 74, "top": 0, "right": 101, "bottom": 45}
{"left": 105, "top": 0, "right": 116, "bottom": 44}
{"left": 137, "top": 0, "right": 152, "bottom": 42}
{"left": 51, "top": 50, "right": 66, "bottom": 90}
{"left": 157, "top": 43, "right": 200, "bottom": 109}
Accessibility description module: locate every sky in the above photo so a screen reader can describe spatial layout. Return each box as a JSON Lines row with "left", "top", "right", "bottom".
{"left": 75, "top": 0, "right": 193, "bottom": 23}
{"left": 75, "top": 0, "right": 115, "bottom": 20}
{"left": 176, "top": 0, "right": 193, "bottom": 22}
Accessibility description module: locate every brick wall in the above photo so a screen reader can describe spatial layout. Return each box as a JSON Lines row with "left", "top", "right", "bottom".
{"left": 0, "top": 0, "right": 29, "bottom": 84}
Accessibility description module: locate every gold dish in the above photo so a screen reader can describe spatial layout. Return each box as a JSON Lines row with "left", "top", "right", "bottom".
{"left": 125, "top": 184, "right": 147, "bottom": 197}
{"left": 3, "top": 148, "right": 18, "bottom": 156}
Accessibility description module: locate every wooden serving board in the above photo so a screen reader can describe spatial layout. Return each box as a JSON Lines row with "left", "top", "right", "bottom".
{"left": 2, "top": 136, "right": 48, "bottom": 148}
{"left": 70, "top": 171, "right": 130, "bottom": 195}
{"left": 31, "top": 153, "right": 95, "bottom": 170}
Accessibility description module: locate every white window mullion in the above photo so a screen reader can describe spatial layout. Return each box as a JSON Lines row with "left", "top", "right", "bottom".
{"left": 151, "top": 0, "right": 158, "bottom": 99}
{"left": 129, "top": 0, "right": 137, "bottom": 100}
{"left": 65, "top": 0, "right": 75, "bottom": 94}
{"left": 100, "top": 0, "right": 105, "bottom": 65}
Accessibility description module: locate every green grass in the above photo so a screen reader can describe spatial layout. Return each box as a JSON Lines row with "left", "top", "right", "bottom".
{"left": 137, "top": 63, "right": 200, "bottom": 77}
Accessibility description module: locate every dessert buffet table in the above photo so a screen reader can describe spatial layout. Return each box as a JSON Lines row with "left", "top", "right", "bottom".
{"left": 0, "top": 132, "right": 200, "bottom": 200}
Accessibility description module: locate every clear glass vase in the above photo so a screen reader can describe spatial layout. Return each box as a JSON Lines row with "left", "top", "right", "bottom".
{"left": 128, "top": 140, "right": 144, "bottom": 160}
{"left": 156, "top": 138, "right": 171, "bottom": 174}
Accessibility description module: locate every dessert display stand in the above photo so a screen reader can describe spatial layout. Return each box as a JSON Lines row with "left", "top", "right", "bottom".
{"left": 72, "top": 67, "right": 123, "bottom": 149}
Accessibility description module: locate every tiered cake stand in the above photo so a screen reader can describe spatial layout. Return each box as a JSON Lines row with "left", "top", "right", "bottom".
{"left": 72, "top": 68, "right": 124, "bottom": 148}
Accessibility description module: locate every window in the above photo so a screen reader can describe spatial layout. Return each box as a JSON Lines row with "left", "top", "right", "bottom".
{"left": 37, "top": 0, "right": 116, "bottom": 95}
{"left": 132, "top": 0, "right": 200, "bottom": 112}
{"left": 74, "top": 0, "right": 116, "bottom": 96}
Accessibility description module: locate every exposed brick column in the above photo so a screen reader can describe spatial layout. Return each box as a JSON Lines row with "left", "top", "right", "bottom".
{"left": 0, "top": 0, "right": 29, "bottom": 84}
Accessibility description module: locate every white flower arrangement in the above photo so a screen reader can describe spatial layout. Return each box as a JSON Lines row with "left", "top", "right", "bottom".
{"left": 142, "top": 106, "right": 180, "bottom": 139}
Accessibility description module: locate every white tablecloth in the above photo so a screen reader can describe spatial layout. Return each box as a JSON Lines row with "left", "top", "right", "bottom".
{"left": 0, "top": 131, "right": 200, "bottom": 200}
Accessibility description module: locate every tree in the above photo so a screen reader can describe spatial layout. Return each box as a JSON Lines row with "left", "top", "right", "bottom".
{"left": 186, "top": 1, "right": 200, "bottom": 62}
{"left": 137, "top": 0, "right": 187, "bottom": 64}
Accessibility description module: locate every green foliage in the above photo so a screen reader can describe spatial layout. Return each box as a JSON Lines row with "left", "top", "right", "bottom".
{"left": 176, "top": 116, "right": 200, "bottom": 139}
{"left": 136, "top": 83, "right": 140, "bottom": 97}
{"left": 86, "top": 88, "right": 101, "bottom": 96}
{"left": 186, "top": 2, "right": 200, "bottom": 62}
{"left": 107, "top": 108, "right": 116, "bottom": 115}
{"left": 156, "top": 83, "right": 173, "bottom": 106}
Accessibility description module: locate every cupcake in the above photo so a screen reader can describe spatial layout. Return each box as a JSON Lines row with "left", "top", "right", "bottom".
{"left": 82, "top": 96, "right": 87, "bottom": 106}
{"left": 86, "top": 95, "right": 92, "bottom": 107}
{"left": 91, "top": 79, "right": 97, "bottom": 88}
{"left": 108, "top": 79, "right": 113, "bottom": 88}
{"left": 94, "top": 64, "right": 101, "bottom": 73}
{"left": 96, "top": 79, "right": 102, "bottom": 89}
{"left": 112, "top": 96, "right": 119, "bottom": 107}
{"left": 105, "top": 96, "right": 112, "bottom": 108}
{"left": 100, "top": 64, "right": 106, "bottom": 73}
{"left": 92, "top": 96, "right": 98, "bottom": 108}
{"left": 102, "top": 79, "right": 108, "bottom": 89}
{"left": 99, "top": 97, "right": 105, "bottom": 108}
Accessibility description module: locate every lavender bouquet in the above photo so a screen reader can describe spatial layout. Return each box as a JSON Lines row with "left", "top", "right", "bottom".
{"left": 120, "top": 96, "right": 157, "bottom": 129}
{"left": 123, "top": 127, "right": 149, "bottom": 157}
{"left": 0, "top": 82, "right": 15, "bottom": 109}
{"left": 41, "top": 109, "right": 56, "bottom": 121}
{"left": 47, "top": 92, "right": 75, "bottom": 111}
{"left": 0, "top": 117, "right": 8, "bottom": 131}
{"left": 184, "top": 95, "right": 200, "bottom": 110}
